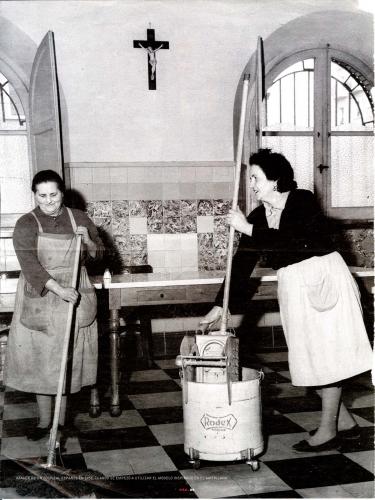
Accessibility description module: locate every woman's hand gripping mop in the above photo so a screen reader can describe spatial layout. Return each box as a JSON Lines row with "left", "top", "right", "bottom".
{"left": 175, "top": 74, "right": 264, "bottom": 470}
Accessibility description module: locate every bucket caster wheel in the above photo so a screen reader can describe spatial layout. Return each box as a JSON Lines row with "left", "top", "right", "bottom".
{"left": 89, "top": 405, "right": 101, "bottom": 418}
{"left": 110, "top": 405, "right": 122, "bottom": 417}
{"left": 246, "top": 459, "right": 259, "bottom": 471}
{"left": 189, "top": 459, "right": 200, "bottom": 469}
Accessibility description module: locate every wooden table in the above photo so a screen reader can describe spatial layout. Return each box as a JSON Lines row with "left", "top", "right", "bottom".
{"left": 104, "top": 267, "right": 374, "bottom": 416}
{"left": 1, "top": 268, "right": 373, "bottom": 417}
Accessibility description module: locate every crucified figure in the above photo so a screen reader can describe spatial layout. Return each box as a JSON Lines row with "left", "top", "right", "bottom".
{"left": 138, "top": 43, "right": 164, "bottom": 80}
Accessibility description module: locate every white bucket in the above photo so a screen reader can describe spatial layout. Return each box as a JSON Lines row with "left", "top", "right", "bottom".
{"left": 183, "top": 367, "right": 263, "bottom": 461}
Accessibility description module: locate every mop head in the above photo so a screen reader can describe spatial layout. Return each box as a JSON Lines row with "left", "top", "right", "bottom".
{"left": 3, "top": 456, "right": 138, "bottom": 498}
{"left": 4, "top": 458, "right": 106, "bottom": 498}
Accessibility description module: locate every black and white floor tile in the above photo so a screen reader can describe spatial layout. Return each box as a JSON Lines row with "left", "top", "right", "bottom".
{"left": 0, "top": 349, "right": 373, "bottom": 498}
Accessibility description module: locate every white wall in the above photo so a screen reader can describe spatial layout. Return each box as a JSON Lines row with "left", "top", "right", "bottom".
{"left": 0, "top": 0, "right": 361, "bottom": 163}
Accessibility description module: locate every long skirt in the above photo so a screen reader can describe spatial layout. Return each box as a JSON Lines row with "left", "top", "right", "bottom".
{"left": 277, "top": 251, "right": 373, "bottom": 386}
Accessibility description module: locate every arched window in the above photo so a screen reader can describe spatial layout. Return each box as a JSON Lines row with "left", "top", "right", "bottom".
{"left": 0, "top": 71, "right": 33, "bottom": 218}
{"left": 261, "top": 49, "right": 373, "bottom": 220}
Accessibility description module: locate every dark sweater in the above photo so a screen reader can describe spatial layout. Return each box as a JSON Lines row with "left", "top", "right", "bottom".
{"left": 215, "top": 189, "right": 334, "bottom": 309}
{"left": 13, "top": 206, "right": 104, "bottom": 295}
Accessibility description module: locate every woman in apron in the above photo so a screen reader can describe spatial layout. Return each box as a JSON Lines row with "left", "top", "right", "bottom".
{"left": 201, "top": 148, "right": 373, "bottom": 452}
{"left": 4, "top": 170, "right": 104, "bottom": 441}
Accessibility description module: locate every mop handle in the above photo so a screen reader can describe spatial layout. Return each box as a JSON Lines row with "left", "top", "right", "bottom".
{"left": 46, "top": 234, "right": 82, "bottom": 467}
{"left": 219, "top": 74, "right": 250, "bottom": 335}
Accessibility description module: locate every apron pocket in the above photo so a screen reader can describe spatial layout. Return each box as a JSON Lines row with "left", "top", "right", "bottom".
{"left": 305, "top": 275, "right": 339, "bottom": 312}
{"left": 77, "top": 288, "right": 97, "bottom": 328}
{"left": 20, "top": 282, "right": 50, "bottom": 332}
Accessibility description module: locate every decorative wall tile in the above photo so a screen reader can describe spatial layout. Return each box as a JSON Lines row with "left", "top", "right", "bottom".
{"left": 112, "top": 200, "right": 129, "bottom": 218}
{"left": 90, "top": 201, "right": 112, "bottom": 218}
{"left": 147, "top": 219, "right": 163, "bottom": 233}
{"left": 130, "top": 234, "right": 147, "bottom": 252}
{"left": 214, "top": 215, "right": 228, "bottom": 234}
{"left": 163, "top": 200, "right": 180, "bottom": 217}
{"left": 129, "top": 200, "right": 148, "bottom": 217}
{"left": 198, "top": 232, "right": 214, "bottom": 249}
{"left": 214, "top": 199, "right": 231, "bottom": 215}
{"left": 120, "top": 252, "right": 132, "bottom": 267}
{"left": 181, "top": 200, "right": 197, "bottom": 217}
{"left": 214, "top": 232, "right": 228, "bottom": 251}
{"left": 197, "top": 200, "right": 213, "bottom": 216}
{"left": 131, "top": 251, "right": 147, "bottom": 265}
{"left": 198, "top": 233, "right": 215, "bottom": 270}
{"left": 114, "top": 235, "right": 131, "bottom": 253}
{"left": 180, "top": 217, "right": 196, "bottom": 233}
{"left": 147, "top": 200, "right": 163, "bottom": 218}
{"left": 86, "top": 202, "right": 95, "bottom": 218}
{"left": 147, "top": 201, "right": 163, "bottom": 233}
{"left": 214, "top": 249, "right": 228, "bottom": 270}
{"left": 112, "top": 218, "right": 129, "bottom": 236}
{"left": 93, "top": 217, "right": 112, "bottom": 233}
{"left": 164, "top": 216, "right": 181, "bottom": 233}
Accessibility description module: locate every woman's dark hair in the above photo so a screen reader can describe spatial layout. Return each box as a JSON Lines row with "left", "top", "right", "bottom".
{"left": 249, "top": 148, "right": 297, "bottom": 192}
{"left": 31, "top": 170, "right": 65, "bottom": 194}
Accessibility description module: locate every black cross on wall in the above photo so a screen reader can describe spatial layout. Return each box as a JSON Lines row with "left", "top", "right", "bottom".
{"left": 133, "top": 28, "right": 169, "bottom": 90}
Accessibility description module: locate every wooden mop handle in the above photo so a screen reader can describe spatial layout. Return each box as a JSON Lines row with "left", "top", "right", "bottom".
{"left": 220, "top": 74, "right": 250, "bottom": 335}
{"left": 46, "top": 234, "right": 82, "bottom": 467}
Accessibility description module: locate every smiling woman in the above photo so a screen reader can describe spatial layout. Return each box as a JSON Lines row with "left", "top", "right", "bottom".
{"left": 4, "top": 170, "right": 104, "bottom": 441}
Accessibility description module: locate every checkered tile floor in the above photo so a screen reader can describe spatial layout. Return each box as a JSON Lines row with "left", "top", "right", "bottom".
{"left": 0, "top": 349, "right": 373, "bottom": 498}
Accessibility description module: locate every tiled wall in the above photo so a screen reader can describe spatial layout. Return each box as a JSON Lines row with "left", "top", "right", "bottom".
{"left": 0, "top": 162, "right": 373, "bottom": 276}
{"left": 69, "top": 163, "right": 237, "bottom": 274}
{"left": 87, "top": 198, "right": 236, "bottom": 273}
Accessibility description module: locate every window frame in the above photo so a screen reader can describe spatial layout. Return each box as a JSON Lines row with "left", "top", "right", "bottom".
{"left": 262, "top": 47, "right": 373, "bottom": 223}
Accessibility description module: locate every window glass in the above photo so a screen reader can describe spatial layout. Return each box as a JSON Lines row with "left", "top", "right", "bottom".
{"left": 0, "top": 72, "right": 32, "bottom": 214}
{"left": 331, "top": 61, "right": 374, "bottom": 131}
{"left": 264, "top": 59, "right": 314, "bottom": 131}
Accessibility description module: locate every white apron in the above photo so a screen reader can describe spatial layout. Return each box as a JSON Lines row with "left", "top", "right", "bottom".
{"left": 277, "top": 251, "right": 373, "bottom": 386}
{"left": 4, "top": 208, "right": 98, "bottom": 394}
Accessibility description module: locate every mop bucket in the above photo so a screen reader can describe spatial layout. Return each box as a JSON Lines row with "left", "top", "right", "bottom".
{"left": 182, "top": 368, "right": 263, "bottom": 469}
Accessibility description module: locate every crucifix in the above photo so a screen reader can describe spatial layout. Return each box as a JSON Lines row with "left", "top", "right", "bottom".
{"left": 133, "top": 25, "right": 169, "bottom": 90}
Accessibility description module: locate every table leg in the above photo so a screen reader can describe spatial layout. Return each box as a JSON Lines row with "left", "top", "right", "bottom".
{"left": 109, "top": 308, "right": 122, "bottom": 417}
{"left": 140, "top": 309, "right": 153, "bottom": 368}
{"left": 89, "top": 385, "right": 101, "bottom": 418}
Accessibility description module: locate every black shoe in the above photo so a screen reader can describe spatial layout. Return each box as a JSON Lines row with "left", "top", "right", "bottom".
{"left": 309, "top": 424, "right": 360, "bottom": 439}
{"left": 293, "top": 436, "right": 339, "bottom": 452}
{"left": 26, "top": 425, "right": 51, "bottom": 441}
